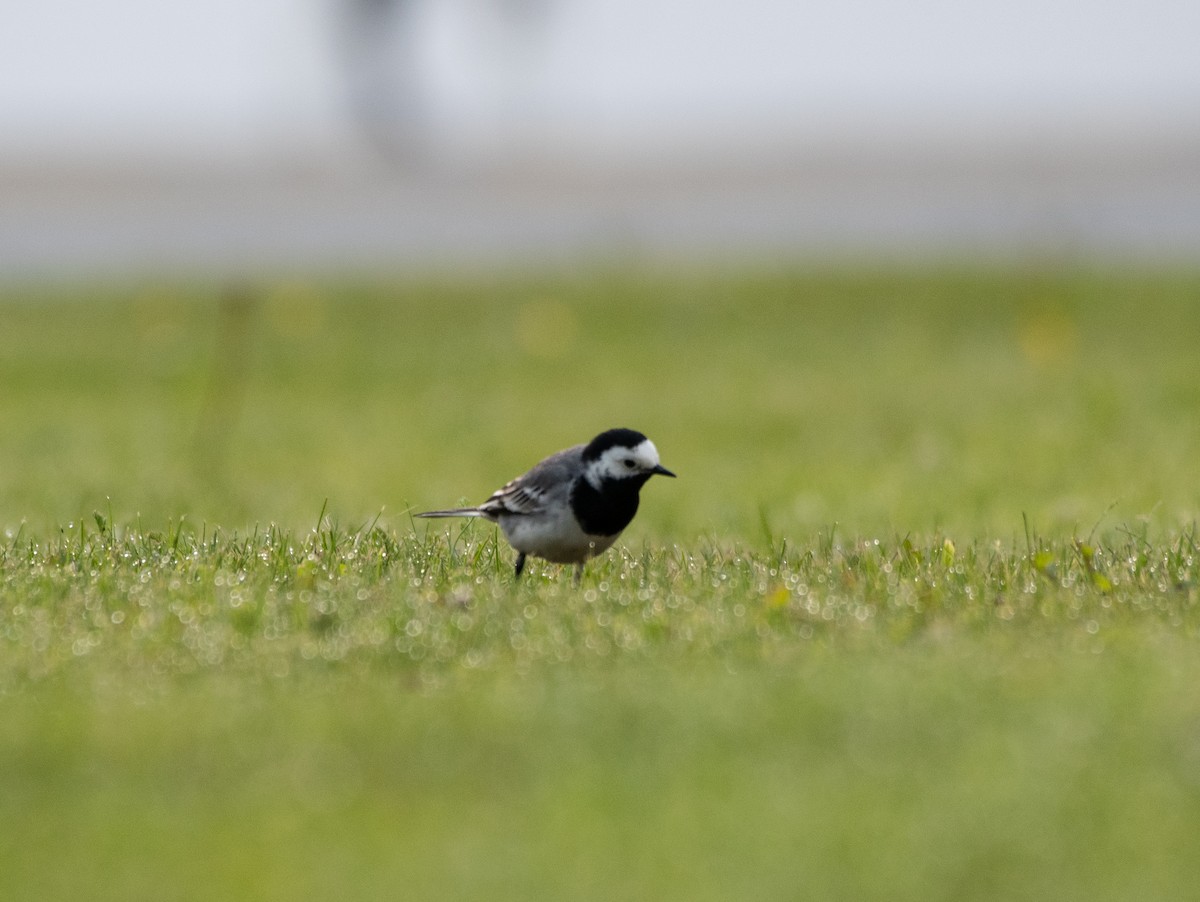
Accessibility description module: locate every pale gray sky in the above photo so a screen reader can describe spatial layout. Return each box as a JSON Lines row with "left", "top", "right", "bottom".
{"left": 2, "top": 0, "right": 1199, "bottom": 164}
{"left": 4, "top": 0, "right": 1198, "bottom": 272}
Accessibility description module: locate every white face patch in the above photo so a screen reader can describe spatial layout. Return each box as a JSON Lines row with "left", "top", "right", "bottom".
{"left": 586, "top": 439, "right": 662, "bottom": 486}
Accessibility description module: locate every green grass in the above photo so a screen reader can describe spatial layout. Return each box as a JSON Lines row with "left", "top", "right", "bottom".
{"left": 2, "top": 267, "right": 1200, "bottom": 900}
{"left": 3, "top": 267, "right": 1199, "bottom": 534}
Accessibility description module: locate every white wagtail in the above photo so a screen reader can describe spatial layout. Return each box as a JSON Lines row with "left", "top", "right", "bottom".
{"left": 416, "top": 428, "right": 675, "bottom": 580}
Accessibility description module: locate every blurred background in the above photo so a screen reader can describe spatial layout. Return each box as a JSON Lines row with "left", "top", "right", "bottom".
{"left": 3, "top": 0, "right": 1200, "bottom": 537}
{"left": 3, "top": 0, "right": 1200, "bottom": 276}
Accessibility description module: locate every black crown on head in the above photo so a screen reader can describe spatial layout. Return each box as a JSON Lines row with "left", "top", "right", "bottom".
{"left": 582, "top": 428, "right": 648, "bottom": 461}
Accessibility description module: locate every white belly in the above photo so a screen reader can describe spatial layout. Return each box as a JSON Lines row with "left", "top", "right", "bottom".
{"left": 498, "top": 508, "right": 620, "bottom": 564}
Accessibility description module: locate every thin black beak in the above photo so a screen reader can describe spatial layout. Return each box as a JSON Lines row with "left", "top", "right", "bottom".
{"left": 653, "top": 464, "right": 676, "bottom": 478}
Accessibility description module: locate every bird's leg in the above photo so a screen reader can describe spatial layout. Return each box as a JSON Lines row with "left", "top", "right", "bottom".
{"left": 514, "top": 552, "right": 526, "bottom": 579}
{"left": 573, "top": 563, "right": 583, "bottom": 586}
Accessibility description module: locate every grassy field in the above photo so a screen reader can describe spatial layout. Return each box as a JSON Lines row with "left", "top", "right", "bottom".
{"left": 2, "top": 267, "right": 1200, "bottom": 900}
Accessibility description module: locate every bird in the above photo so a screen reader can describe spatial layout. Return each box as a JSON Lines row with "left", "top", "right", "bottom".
{"left": 415, "top": 428, "right": 675, "bottom": 581}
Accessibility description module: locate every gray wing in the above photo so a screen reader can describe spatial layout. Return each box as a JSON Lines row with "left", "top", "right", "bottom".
{"left": 477, "top": 444, "right": 583, "bottom": 518}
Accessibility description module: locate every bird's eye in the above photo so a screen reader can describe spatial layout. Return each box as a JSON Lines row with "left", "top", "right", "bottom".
{"left": 623, "top": 459, "right": 636, "bottom": 468}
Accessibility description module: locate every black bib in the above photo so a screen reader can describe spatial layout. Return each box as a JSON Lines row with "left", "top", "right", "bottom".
{"left": 569, "top": 476, "right": 648, "bottom": 536}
